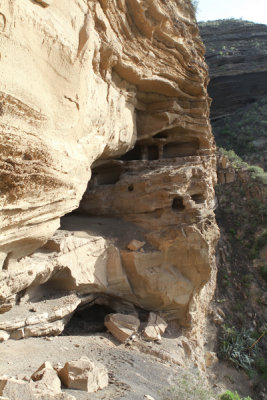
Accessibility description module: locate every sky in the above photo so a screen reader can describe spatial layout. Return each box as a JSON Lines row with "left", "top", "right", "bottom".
{"left": 196, "top": 0, "right": 267, "bottom": 25}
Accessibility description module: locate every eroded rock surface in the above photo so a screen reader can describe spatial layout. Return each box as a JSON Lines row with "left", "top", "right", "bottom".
{"left": 0, "top": 0, "right": 218, "bottom": 348}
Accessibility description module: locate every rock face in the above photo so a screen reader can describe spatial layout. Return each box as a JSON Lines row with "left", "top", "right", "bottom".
{"left": 199, "top": 20, "right": 267, "bottom": 119}
{"left": 0, "top": 0, "right": 218, "bottom": 340}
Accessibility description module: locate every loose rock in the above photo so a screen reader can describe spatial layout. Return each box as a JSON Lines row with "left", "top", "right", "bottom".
{"left": 58, "top": 357, "right": 108, "bottom": 393}
{"left": 0, "top": 377, "right": 35, "bottom": 400}
{"left": 31, "top": 362, "right": 61, "bottom": 393}
{"left": 105, "top": 313, "right": 140, "bottom": 343}
{"left": 143, "top": 313, "right": 168, "bottom": 342}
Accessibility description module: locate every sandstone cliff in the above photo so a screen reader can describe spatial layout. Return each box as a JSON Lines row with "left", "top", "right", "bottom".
{"left": 0, "top": 0, "right": 218, "bottom": 346}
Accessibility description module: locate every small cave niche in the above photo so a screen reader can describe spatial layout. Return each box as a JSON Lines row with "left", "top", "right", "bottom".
{"left": 163, "top": 140, "right": 199, "bottom": 158}
{"left": 88, "top": 163, "right": 122, "bottom": 187}
{"left": 120, "top": 145, "right": 159, "bottom": 161}
{"left": 191, "top": 193, "right": 205, "bottom": 204}
{"left": 63, "top": 303, "right": 114, "bottom": 335}
{"left": 120, "top": 146, "right": 142, "bottom": 161}
{"left": 172, "top": 196, "right": 185, "bottom": 211}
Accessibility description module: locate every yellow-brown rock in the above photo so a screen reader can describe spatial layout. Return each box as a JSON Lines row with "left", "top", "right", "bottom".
{"left": 58, "top": 357, "right": 108, "bottom": 393}
{"left": 0, "top": 0, "right": 219, "bottom": 344}
{"left": 0, "top": 0, "right": 211, "bottom": 265}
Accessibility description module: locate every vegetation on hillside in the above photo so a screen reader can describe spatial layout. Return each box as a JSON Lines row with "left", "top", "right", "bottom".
{"left": 213, "top": 97, "right": 267, "bottom": 170}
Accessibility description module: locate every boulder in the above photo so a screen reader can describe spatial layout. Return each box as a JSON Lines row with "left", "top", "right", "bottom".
{"left": 104, "top": 313, "right": 140, "bottom": 343}
{"left": 31, "top": 362, "right": 61, "bottom": 393}
{"left": 142, "top": 313, "right": 168, "bottom": 341}
{"left": 0, "top": 377, "right": 35, "bottom": 400}
{"left": 58, "top": 357, "right": 108, "bottom": 393}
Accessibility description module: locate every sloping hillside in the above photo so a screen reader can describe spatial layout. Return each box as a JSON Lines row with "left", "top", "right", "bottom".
{"left": 200, "top": 20, "right": 267, "bottom": 169}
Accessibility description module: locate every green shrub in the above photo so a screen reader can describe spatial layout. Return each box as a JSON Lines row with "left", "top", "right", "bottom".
{"left": 220, "top": 390, "right": 252, "bottom": 400}
{"left": 159, "top": 370, "right": 215, "bottom": 400}
{"left": 218, "top": 326, "right": 257, "bottom": 372}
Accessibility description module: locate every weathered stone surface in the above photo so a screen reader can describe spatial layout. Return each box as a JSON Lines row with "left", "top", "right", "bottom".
{"left": 1, "top": 0, "right": 205, "bottom": 264}
{"left": 143, "top": 313, "right": 168, "bottom": 341}
{"left": 0, "top": 0, "right": 218, "bottom": 350}
{"left": 105, "top": 313, "right": 140, "bottom": 343}
{"left": 0, "top": 377, "right": 35, "bottom": 400}
{"left": 0, "top": 291, "right": 80, "bottom": 337}
{"left": 58, "top": 357, "right": 108, "bottom": 392}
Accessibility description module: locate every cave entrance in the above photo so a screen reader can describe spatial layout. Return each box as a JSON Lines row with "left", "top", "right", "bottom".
{"left": 88, "top": 163, "right": 122, "bottom": 187}
{"left": 62, "top": 303, "right": 114, "bottom": 336}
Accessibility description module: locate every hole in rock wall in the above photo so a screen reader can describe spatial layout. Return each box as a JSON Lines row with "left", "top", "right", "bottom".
{"left": 120, "top": 144, "right": 160, "bottom": 161}
{"left": 120, "top": 146, "right": 142, "bottom": 161}
{"left": 63, "top": 304, "right": 114, "bottom": 335}
{"left": 163, "top": 140, "right": 199, "bottom": 158}
{"left": 172, "top": 196, "right": 185, "bottom": 211}
{"left": 191, "top": 194, "right": 205, "bottom": 204}
{"left": 88, "top": 163, "right": 122, "bottom": 188}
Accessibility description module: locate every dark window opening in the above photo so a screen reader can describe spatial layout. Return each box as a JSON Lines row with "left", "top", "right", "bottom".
{"left": 128, "top": 184, "right": 134, "bottom": 191}
{"left": 88, "top": 164, "right": 122, "bottom": 187}
{"left": 172, "top": 197, "right": 185, "bottom": 211}
{"left": 120, "top": 146, "right": 142, "bottom": 161}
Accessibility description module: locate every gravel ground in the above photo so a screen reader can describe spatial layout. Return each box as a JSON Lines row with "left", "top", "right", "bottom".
{"left": 0, "top": 333, "right": 180, "bottom": 400}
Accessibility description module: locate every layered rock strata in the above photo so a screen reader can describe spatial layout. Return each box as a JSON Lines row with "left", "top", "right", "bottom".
{"left": 0, "top": 0, "right": 218, "bottom": 340}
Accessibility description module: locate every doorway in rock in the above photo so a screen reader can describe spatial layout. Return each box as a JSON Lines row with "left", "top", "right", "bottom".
{"left": 63, "top": 303, "right": 114, "bottom": 336}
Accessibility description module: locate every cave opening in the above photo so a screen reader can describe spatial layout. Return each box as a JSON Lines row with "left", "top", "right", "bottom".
{"left": 172, "top": 196, "right": 185, "bottom": 211}
{"left": 191, "top": 194, "right": 205, "bottom": 204}
{"left": 63, "top": 303, "right": 114, "bottom": 336}
{"left": 120, "top": 146, "right": 142, "bottom": 161}
{"left": 88, "top": 163, "right": 122, "bottom": 187}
